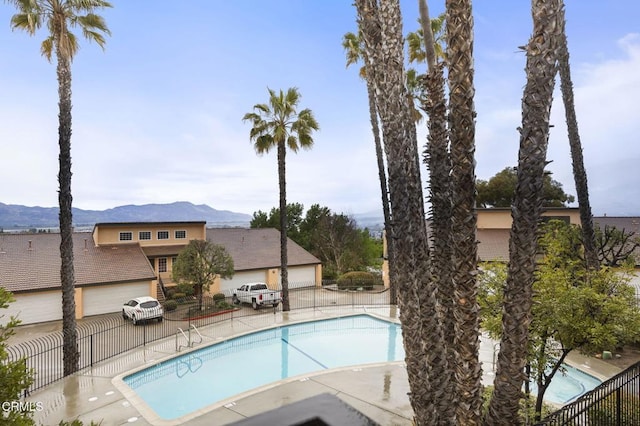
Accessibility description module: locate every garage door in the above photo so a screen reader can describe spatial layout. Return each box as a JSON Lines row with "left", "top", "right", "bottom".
{"left": 83, "top": 282, "right": 150, "bottom": 316}
{"left": 2, "top": 291, "right": 62, "bottom": 326}
{"left": 288, "top": 266, "right": 316, "bottom": 289}
{"left": 219, "top": 270, "right": 268, "bottom": 295}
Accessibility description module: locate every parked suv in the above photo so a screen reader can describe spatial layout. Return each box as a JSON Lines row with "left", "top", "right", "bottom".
{"left": 122, "top": 296, "right": 163, "bottom": 325}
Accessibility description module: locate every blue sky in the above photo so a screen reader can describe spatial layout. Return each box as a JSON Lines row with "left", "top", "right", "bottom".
{"left": 1, "top": 1, "right": 639, "bottom": 217}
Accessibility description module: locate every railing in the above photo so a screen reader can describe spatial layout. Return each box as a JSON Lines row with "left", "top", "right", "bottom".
{"left": 536, "top": 361, "right": 640, "bottom": 425}
{"left": 175, "top": 324, "right": 202, "bottom": 351}
{"left": 6, "top": 283, "right": 391, "bottom": 394}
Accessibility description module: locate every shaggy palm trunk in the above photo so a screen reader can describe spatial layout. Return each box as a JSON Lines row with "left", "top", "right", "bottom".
{"left": 56, "top": 30, "right": 79, "bottom": 377}
{"left": 446, "top": 0, "right": 483, "bottom": 423}
{"left": 423, "top": 63, "right": 457, "bottom": 423}
{"left": 557, "top": 5, "right": 599, "bottom": 271}
{"left": 356, "top": 0, "right": 449, "bottom": 423}
{"left": 277, "top": 141, "right": 290, "bottom": 311}
{"left": 366, "top": 81, "right": 397, "bottom": 303}
{"left": 485, "top": 0, "right": 561, "bottom": 424}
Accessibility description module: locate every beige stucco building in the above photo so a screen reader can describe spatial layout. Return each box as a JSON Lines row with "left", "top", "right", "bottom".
{"left": 1, "top": 221, "right": 321, "bottom": 325}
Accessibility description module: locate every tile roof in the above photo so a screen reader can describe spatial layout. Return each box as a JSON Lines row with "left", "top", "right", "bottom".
{"left": 0, "top": 233, "right": 155, "bottom": 293}
{"left": 206, "top": 228, "right": 321, "bottom": 271}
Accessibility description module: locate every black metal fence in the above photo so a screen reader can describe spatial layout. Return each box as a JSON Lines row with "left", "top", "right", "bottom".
{"left": 536, "top": 361, "right": 640, "bottom": 425}
{"left": 7, "top": 284, "right": 391, "bottom": 394}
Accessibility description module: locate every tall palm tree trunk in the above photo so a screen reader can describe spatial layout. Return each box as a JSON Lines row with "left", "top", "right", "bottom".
{"left": 445, "top": 0, "right": 483, "bottom": 422}
{"left": 55, "top": 27, "right": 79, "bottom": 377}
{"left": 356, "top": 1, "right": 449, "bottom": 423}
{"left": 278, "top": 142, "right": 290, "bottom": 311}
{"left": 485, "top": 0, "right": 562, "bottom": 424}
{"left": 366, "top": 82, "right": 397, "bottom": 304}
{"left": 557, "top": 4, "right": 599, "bottom": 271}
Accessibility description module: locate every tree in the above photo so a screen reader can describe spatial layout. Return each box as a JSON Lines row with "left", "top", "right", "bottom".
{"left": 356, "top": 0, "right": 448, "bottom": 423}
{"left": 480, "top": 220, "right": 640, "bottom": 422}
{"left": 307, "top": 212, "right": 368, "bottom": 277}
{"left": 1, "top": 288, "right": 35, "bottom": 426}
{"left": 476, "top": 166, "right": 575, "bottom": 208}
{"left": 486, "top": 0, "right": 563, "bottom": 422}
{"left": 557, "top": 4, "right": 598, "bottom": 270}
{"left": 444, "top": 0, "right": 484, "bottom": 422}
{"left": 595, "top": 224, "right": 640, "bottom": 267}
{"left": 242, "top": 88, "right": 319, "bottom": 312}
{"left": 342, "top": 30, "right": 397, "bottom": 303}
{"left": 172, "top": 240, "right": 234, "bottom": 310}
{"left": 7, "top": 0, "right": 112, "bottom": 377}
{"left": 249, "top": 203, "right": 305, "bottom": 244}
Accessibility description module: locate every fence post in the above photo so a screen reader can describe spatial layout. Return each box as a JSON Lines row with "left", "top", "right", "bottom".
{"left": 90, "top": 334, "right": 94, "bottom": 367}
{"left": 616, "top": 387, "right": 622, "bottom": 425}
{"left": 143, "top": 321, "right": 147, "bottom": 346}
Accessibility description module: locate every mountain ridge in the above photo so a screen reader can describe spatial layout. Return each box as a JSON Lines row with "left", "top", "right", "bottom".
{"left": 0, "top": 201, "right": 252, "bottom": 229}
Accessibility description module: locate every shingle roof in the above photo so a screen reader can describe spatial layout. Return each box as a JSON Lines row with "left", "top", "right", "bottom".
{"left": 206, "top": 228, "right": 321, "bottom": 271}
{"left": 0, "top": 233, "right": 156, "bottom": 293}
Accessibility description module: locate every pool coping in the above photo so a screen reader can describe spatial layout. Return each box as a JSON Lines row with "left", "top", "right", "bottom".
{"left": 111, "top": 312, "right": 401, "bottom": 426}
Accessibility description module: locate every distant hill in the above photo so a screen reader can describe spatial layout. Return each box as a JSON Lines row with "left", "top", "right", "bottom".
{"left": 0, "top": 201, "right": 252, "bottom": 230}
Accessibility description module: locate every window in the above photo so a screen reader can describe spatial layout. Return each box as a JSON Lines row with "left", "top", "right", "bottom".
{"left": 158, "top": 258, "right": 167, "bottom": 272}
{"left": 175, "top": 230, "right": 186, "bottom": 239}
{"left": 172, "top": 257, "right": 178, "bottom": 266}
{"left": 139, "top": 231, "right": 151, "bottom": 240}
{"left": 119, "top": 232, "right": 133, "bottom": 241}
{"left": 157, "top": 231, "right": 169, "bottom": 240}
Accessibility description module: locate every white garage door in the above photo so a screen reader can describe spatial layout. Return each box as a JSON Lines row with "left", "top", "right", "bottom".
{"left": 83, "top": 282, "right": 150, "bottom": 316}
{"left": 2, "top": 291, "right": 62, "bottom": 326}
{"left": 288, "top": 266, "right": 316, "bottom": 289}
{"left": 219, "top": 270, "right": 268, "bottom": 295}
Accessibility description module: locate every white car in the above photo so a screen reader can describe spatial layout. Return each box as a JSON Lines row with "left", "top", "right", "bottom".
{"left": 122, "top": 296, "right": 164, "bottom": 325}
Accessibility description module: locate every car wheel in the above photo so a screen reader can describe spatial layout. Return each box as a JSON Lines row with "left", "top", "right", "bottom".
{"left": 158, "top": 316, "right": 163, "bottom": 322}
{"left": 132, "top": 315, "right": 138, "bottom": 325}
{"left": 273, "top": 302, "right": 279, "bottom": 308}
{"left": 232, "top": 295, "right": 240, "bottom": 305}
{"left": 252, "top": 300, "right": 258, "bottom": 310}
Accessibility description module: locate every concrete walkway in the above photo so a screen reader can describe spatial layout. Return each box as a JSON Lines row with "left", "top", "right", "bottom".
{"left": 20, "top": 306, "right": 620, "bottom": 425}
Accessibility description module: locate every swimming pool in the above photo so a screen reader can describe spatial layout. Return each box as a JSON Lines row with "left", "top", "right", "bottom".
{"left": 123, "top": 315, "right": 404, "bottom": 421}
{"left": 120, "top": 314, "right": 601, "bottom": 422}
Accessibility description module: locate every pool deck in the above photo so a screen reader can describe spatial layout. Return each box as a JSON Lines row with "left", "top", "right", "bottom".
{"left": 22, "top": 306, "right": 622, "bottom": 426}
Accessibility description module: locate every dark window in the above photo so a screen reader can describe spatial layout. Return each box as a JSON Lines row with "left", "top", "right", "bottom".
{"left": 139, "top": 231, "right": 151, "bottom": 240}
{"left": 119, "top": 232, "right": 133, "bottom": 241}
{"left": 158, "top": 258, "right": 167, "bottom": 272}
{"left": 158, "top": 231, "right": 169, "bottom": 240}
{"left": 140, "top": 301, "right": 159, "bottom": 309}
{"left": 175, "top": 230, "right": 186, "bottom": 239}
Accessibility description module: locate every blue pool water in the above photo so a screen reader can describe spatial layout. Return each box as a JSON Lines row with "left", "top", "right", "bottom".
{"left": 529, "top": 363, "right": 602, "bottom": 404}
{"left": 123, "top": 314, "right": 601, "bottom": 421}
{"left": 124, "top": 315, "right": 404, "bottom": 420}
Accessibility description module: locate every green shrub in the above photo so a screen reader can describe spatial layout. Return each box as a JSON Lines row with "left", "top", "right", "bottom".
{"left": 163, "top": 300, "right": 178, "bottom": 311}
{"left": 216, "top": 300, "right": 233, "bottom": 309}
{"left": 212, "top": 293, "right": 226, "bottom": 302}
{"left": 172, "top": 292, "right": 186, "bottom": 300}
{"left": 337, "top": 271, "right": 376, "bottom": 290}
{"left": 176, "top": 283, "right": 195, "bottom": 297}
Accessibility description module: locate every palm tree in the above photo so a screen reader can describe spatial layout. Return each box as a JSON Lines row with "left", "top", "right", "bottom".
{"left": 341, "top": 31, "right": 397, "bottom": 304}
{"left": 485, "top": 0, "right": 562, "bottom": 423}
{"left": 443, "top": 0, "right": 483, "bottom": 423}
{"left": 243, "top": 88, "right": 319, "bottom": 312}
{"left": 356, "top": 0, "right": 449, "bottom": 423}
{"left": 557, "top": 3, "right": 599, "bottom": 271}
{"left": 7, "top": 0, "right": 111, "bottom": 376}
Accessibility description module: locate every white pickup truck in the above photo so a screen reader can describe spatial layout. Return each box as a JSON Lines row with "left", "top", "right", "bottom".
{"left": 232, "top": 283, "right": 282, "bottom": 310}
